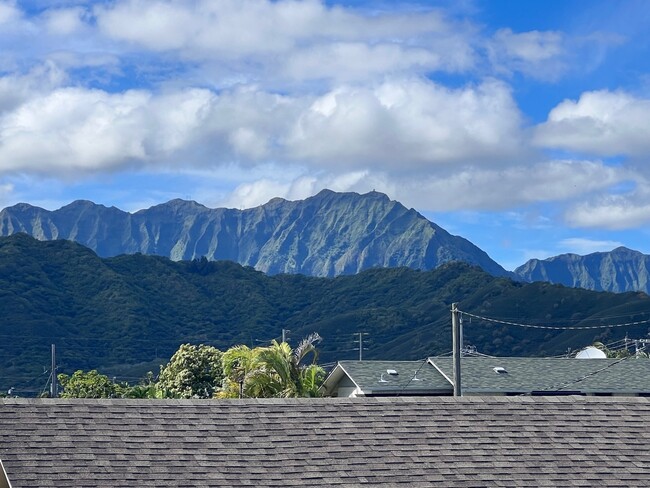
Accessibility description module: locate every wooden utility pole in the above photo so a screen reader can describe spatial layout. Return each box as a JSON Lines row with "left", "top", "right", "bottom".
{"left": 451, "top": 303, "right": 462, "bottom": 397}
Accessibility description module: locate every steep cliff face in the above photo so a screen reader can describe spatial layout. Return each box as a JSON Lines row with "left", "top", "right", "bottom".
{"left": 515, "top": 247, "right": 650, "bottom": 293}
{"left": 0, "top": 189, "right": 509, "bottom": 277}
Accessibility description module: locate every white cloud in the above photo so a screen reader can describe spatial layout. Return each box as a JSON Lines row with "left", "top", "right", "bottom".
{"left": 0, "top": 77, "right": 528, "bottom": 177}
{"left": 565, "top": 193, "right": 650, "bottom": 230}
{"left": 534, "top": 89, "right": 650, "bottom": 157}
{"left": 2, "top": 86, "right": 245, "bottom": 174}
{"left": 0, "top": 62, "right": 67, "bottom": 114}
{"left": 94, "top": 0, "right": 475, "bottom": 83}
{"left": 390, "top": 160, "right": 628, "bottom": 212}
{"left": 283, "top": 43, "right": 442, "bottom": 82}
{"left": 42, "top": 7, "right": 88, "bottom": 35}
{"left": 0, "top": 88, "right": 152, "bottom": 173}
{"left": 211, "top": 158, "right": 630, "bottom": 216}
{"left": 488, "top": 28, "right": 566, "bottom": 80}
{"left": 0, "top": 1, "right": 21, "bottom": 25}
{"left": 222, "top": 171, "right": 371, "bottom": 209}
{"left": 286, "top": 78, "right": 525, "bottom": 169}
{"left": 558, "top": 237, "right": 624, "bottom": 255}
{"left": 95, "top": 0, "right": 453, "bottom": 53}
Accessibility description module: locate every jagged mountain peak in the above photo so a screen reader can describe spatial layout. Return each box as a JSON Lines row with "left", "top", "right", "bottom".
{"left": 136, "top": 198, "right": 210, "bottom": 214}
{"left": 5, "top": 202, "right": 39, "bottom": 211}
{"left": 0, "top": 189, "right": 509, "bottom": 278}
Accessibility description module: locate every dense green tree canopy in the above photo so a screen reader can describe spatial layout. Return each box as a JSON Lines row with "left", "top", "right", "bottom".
{"left": 57, "top": 370, "right": 119, "bottom": 398}
{"left": 157, "top": 344, "right": 224, "bottom": 399}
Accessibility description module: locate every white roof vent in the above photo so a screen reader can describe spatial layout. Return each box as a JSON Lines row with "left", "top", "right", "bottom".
{"left": 493, "top": 367, "right": 508, "bottom": 374}
{"left": 386, "top": 369, "right": 398, "bottom": 375}
{"left": 378, "top": 373, "right": 389, "bottom": 383}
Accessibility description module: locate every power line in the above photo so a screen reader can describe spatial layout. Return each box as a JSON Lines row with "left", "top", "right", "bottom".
{"left": 397, "top": 357, "right": 429, "bottom": 395}
{"left": 458, "top": 310, "right": 650, "bottom": 330}
{"left": 528, "top": 345, "right": 648, "bottom": 394}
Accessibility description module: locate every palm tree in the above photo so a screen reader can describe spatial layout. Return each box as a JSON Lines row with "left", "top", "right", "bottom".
{"left": 220, "top": 333, "right": 326, "bottom": 398}
{"left": 218, "top": 344, "right": 258, "bottom": 398}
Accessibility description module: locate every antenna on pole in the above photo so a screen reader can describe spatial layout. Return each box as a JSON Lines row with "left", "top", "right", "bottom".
{"left": 354, "top": 332, "right": 369, "bottom": 361}
{"left": 50, "top": 344, "right": 58, "bottom": 398}
{"left": 451, "top": 303, "right": 462, "bottom": 397}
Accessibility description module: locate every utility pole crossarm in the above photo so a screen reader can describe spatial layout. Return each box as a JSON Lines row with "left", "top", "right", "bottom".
{"left": 354, "top": 332, "right": 370, "bottom": 361}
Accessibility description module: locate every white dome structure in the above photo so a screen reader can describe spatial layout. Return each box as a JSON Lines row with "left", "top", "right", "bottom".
{"left": 575, "top": 346, "right": 607, "bottom": 359}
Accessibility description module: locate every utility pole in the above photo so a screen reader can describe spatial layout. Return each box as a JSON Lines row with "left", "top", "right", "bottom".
{"left": 355, "top": 332, "right": 369, "bottom": 361}
{"left": 50, "top": 344, "right": 58, "bottom": 398}
{"left": 282, "top": 329, "right": 290, "bottom": 344}
{"left": 451, "top": 303, "right": 462, "bottom": 397}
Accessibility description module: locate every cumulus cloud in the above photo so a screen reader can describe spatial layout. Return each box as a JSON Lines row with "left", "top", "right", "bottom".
{"left": 565, "top": 192, "right": 650, "bottom": 230}
{"left": 390, "top": 159, "right": 629, "bottom": 212}
{"left": 0, "top": 86, "right": 230, "bottom": 174}
{"left": 0, "top": 62, "right": 67, "bottom": 114}
{"left": 94, "top": 0, "right": 475, "bottom": 83}
{"left": 215, "top": 159, "right": 631, "bottom": 215}
{"left": 42, "top": 7, "right": 88, "bottom": 35}
{"left": 488, "top": 28, "right": 566, "bottom": 80}
{"left": 95, "top": 0, "right": 452, "bottom": 52}
{"left": 283, "top": 43, "right": 442, "bottom": 82}
{"left": 0, "top": 77, "right": 528, "bottom": 176}
{"left": 286, "top": 78, "right": 526, "bottom": 169}
{"left": 222, "top": 170, "right": 372, "bottom": 209}
{"left": 534, "top": 89, "right": 650, "bottom": 157}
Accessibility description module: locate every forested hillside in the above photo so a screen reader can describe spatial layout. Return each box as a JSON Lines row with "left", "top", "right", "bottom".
{"left": 2, "top": 234, "right": 650, "bottom": 395}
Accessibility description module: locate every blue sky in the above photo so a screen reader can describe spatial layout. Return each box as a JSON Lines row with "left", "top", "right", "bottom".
{"left": 1, "top": 0, "right": 650, "bottom": 270}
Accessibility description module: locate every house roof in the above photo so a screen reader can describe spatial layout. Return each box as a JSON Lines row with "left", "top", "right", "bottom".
{"left": 430, "top": 356, "right": 650, "bottom": 394}
{"left": 320, "top": 360, "right": 451, "bottom": 396}
{"left": 1, "top": 397, "right": 650, "bottom": 487}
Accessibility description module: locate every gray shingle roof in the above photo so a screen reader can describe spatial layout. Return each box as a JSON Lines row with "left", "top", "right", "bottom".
{"left": 321, "top": 360, "right": 451, "bottom": 396}
{"left": 1, "top": 396, "right": 649, "bottom": 487}
{"left": 431, "top": 356, "right": 650, "bottom": 394}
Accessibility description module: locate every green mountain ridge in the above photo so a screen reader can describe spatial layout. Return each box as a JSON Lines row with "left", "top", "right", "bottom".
{"left": 2, "top": 234, "right": 650, "bottom": 395}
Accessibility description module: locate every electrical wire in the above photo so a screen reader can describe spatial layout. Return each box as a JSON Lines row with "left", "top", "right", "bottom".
{"left": 458, "top": 310, "right": 650, "bottom": 330}
{"left": 396, "top": 357, "right": 430, "bottom": 396}
{"left": 526, "top": 345, "right": 648, "bottom": 394}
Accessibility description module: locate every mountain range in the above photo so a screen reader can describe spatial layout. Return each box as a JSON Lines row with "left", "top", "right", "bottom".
{"left": 515, "top": 247, "right": 650, "bottom": 293}
{"left": 0, "top": 189, "right": 509, "bottom": 278}
{"left": 2, "top": 189, "right": 650, "bottom": 294}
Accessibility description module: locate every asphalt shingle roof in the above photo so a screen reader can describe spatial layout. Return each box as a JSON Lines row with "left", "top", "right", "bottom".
{"left": 1, "top": 396, "right": 649, "bottom": 487}
{"left": 323, "top": 360, "right": 451, "bottom": 396}
{"left": 431, "top": 356, "right": 650, "bottom": 394}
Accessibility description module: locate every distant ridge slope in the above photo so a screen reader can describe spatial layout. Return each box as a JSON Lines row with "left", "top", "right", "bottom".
{"left": 515, "top": 247, "right": 650, "bottom": 293}
{"left": 0, "top": 189, "right": 509, "bottom": 278}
